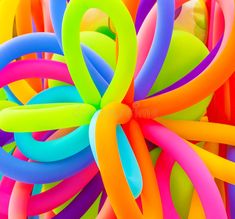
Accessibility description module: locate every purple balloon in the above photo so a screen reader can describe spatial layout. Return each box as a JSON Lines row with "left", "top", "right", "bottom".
{"left": 135, "top": 1, "right": 182, "bottom": 32}
{"left": 53, "top": 174, "right": 103, "bottom": 218}
{"left": 135, "top": 0, "right": 156, "bottom": 32}
{"left": 0, "top": 130, "right": 13, "bottom": 147}
{"left": 98, "top": 190, "right": 107, "bottom": 212}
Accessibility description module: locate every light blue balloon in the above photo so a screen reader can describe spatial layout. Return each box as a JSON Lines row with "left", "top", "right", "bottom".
{"left": 89, "top": 111, "right": 143, "bottom": 198}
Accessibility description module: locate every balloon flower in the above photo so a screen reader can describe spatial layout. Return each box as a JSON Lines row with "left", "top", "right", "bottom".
{"left": 0, "top": 0, "right": 235, "bottom": 218}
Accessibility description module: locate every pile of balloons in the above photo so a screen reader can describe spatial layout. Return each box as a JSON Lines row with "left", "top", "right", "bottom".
{"left": 0, "top": 0, "right": 235, "bottom": 218}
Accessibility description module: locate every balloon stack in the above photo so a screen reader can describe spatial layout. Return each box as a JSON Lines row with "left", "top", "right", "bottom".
{"left": 0, "top": 0, "right": 234, "bottom": 218}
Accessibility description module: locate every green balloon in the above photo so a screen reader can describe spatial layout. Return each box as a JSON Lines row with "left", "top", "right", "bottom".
{"left": 48, "top": 31, "right": 116, "bottom": 88}
{"left": 81, "top": 194, "right": 101, "bottom": 219}
{"left": 54, "top": 194, "right": 77, "bottom": 214}
{"left": 170, "top": 142, "right": 205, "bottom": 218}
{"left": 0, "top": 88, "right": 6, "bottom": 100}
{"left": 96, "top": 26, "right": 116, "bottom": 40}
{"left": 170, "top": 163, "right": 193, "bottom": 219}
{"left": 150, "top": 148, "right": 193, "bottom": 219}
{"left": 150, "top": 147, "right": 161, "bottom": 165}
{"left": 41, "top": 182, "right": 101, "bottom": 216}
{"left": 40, "top": 182, "right": 76, "bottom": 214}
{"left": 149, "top": 30, "right": 212, "bottom": 120}
{"left": 163, "top": 96, "right": 211, "bottom": 121}
{"left": 48, "top": 54, "right": 69, "bottom": 88}
{"left": 80, "top": 31, "right": 116, "bottom": 69}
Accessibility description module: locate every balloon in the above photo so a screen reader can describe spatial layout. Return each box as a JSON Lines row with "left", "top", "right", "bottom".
{"left": 174, "top": 0, "right": 208, "bottom": 42}
{"left": 149, "top": 30, "right": 211, "bottom": 120}
{"left": 0, "top": 0, "right": 235, "bottom": 218}
{"left": 48, "top": 31, "right": 116, "bottom": 88}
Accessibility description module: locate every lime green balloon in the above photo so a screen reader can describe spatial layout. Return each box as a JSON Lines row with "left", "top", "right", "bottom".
{"left": 0, "top": 89, "right": 6, "bottom": 100}
{"left": 42, "top": 181, "right": 59, "bottom": 192}
{"left": 149, "top": 30, "right": 211, "bottom": 120}
{"left": 81, "top": 194, "right": 102, "bottom": 219}
{"left": 80, "top": 31, "right": 116, "bottom": 69}
{"left": 41, "top": 182, "right": 77, "bottom": 214}
{"left": 170, "top": 163, "right": 193, "bottom": 219}
{"left": 0, "top": 100, "right": 17, "bottom": 110}
{"left": 150, "top": 147, "right": 161, "bottom": 165}
{"left": 164, "top": 96, "right": 211, "bottom": 121}
{"left": 3, "top": 142, "right": 16, "bottom": 153}
{"left": 151, "top": 149, "right": 194, "bottom": 219}
{"left": 150, "top": 142, "right": 205, "bottom": 219}
{"left": 170, "top": 142, "right": 205, "bottom": 218}
{"left": 0, "top": 103, "right": 96, "bottom": 132}
{"left": 48, "top": 32, "right": 116, "bottom": 89}
{"left": 48, "top": 54, "right": 69, "bottom": 88}
{"left": 54, "top": 195, "right": 77, "bottom": 214}
{"left": 96, "top": 26, "right": 116, "bottom": 40}
{"left": 63, "top": 0, "right": 137, "bottom": 107}
{"left": 150, "top": 148, "right": 193, "bottom": 219}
